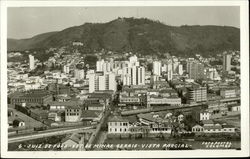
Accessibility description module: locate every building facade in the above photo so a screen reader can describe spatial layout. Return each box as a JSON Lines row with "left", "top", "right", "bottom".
{"left": 187, "top": 87, "right": 207, "bottom": 103}
{"left": 88, "top": 72, "right": 116, "bottom": 93}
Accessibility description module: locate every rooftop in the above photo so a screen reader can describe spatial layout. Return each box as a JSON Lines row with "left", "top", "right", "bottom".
{"left": 61, "top": 133, "right": 82, "bottom": 144}
{"left": 108, "top": 115, "right": 129, "bottom": 122}
{"left": 49, "top": 101, "right": 82, "bottom": 107}
{"left": 81, "top": 110, "right": 102, "bottom": 118}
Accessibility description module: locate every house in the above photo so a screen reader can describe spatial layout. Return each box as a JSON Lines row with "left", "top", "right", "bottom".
{"left": 108, "top": 116, "right": 130, "bottom": 134}
{"left": 137, "top": 113, "right": 172, "bottom": 134}
{"left": 65, "top": 106, "right": 82, "bottom": 122}
{"left": 222, "top": 125, "right": 236, "bottom": 133}
{"left": 203, "top": 123, "right": 222, "bottom": 133}
{"left": 228, "top": 104, "right": 240, "bottom": 112}
{"left": 61, "top": 133, "right": 84, "bottom": 151}
{"left": 192, "top": 124, "right": 204, "bottom": 132}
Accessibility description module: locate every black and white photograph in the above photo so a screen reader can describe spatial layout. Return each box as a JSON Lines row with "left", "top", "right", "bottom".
{"left": 0, "top": 0, "right": 249, "bottom": 158}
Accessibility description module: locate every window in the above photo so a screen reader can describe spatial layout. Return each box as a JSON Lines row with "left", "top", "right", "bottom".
{"left": 120, "top": 123, "right": 122, "bottom": 126}
{"left": 115, "top": 122, "right": 117, "bottom": 126}
{"left": 120, "top": 128, "right": 122, "bottom": 132}
{"left": 110, "top": 128, "right": 112, "bottom": 132}
{"left": 115, "top": 128, "right": 117, "bottom": 132}
{"left": 110, "top": 122, "right": 112, "bottom": 126}
{"left": 124, "top": 128, "right": 126, "bottom": 132}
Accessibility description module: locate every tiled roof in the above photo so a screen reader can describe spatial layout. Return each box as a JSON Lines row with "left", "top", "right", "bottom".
{"left": 222, "top": 125, "right": 235, "bottom": 128}
{"left": 81, "top": 110, "right": 102, "bottom": 118}
{"left": 61, "top": 133, "right": 82, "bottom": 144}
{"left": 49, "top": 101, "right": 82, "bottom": 107}
{"left": 202, "top": 120, "right": 214, "bottom": 125}
{"left": 203, "top": 125, "right": 222, "bottom": 129}
{"left": 108, "top": 115, "right": 129, "bottom": 122}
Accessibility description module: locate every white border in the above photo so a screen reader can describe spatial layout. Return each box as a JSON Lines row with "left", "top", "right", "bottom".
{"left": 1, "top": 0, "right": 249, "bottom": 158}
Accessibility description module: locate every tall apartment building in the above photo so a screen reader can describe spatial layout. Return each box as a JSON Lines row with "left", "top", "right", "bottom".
{"left": 223, "top": 53, "right": 232, "bottom": 72}
{"left": 187, "top": 61, "right": 204, "bottom": 80}
{"left": 178, "top": 64, "right": 183, "bottom": 75}
{"left": 74, "top": 69, "right": 85, "bottom": 80}
{"left": 63, "top": 65, "right": 70, "bottom": 74}
{"left": 167, "top": 63, "right": 173, "bottom": 81}
{"left": 96, "top": 59, "right": 112, "bottom": 73}
{"left": 187, "top": 86, "right": 207, "bottom": 103}
{"left": 129, "top": 55, "right": 139, "bottom": 67}
{"left": 153, "top": 61, "right": 162, "bottom": 76}
{"left": 29, "top": 54, "right": 35, "bottom": 70}
{"left": 89, "top": 72, "right": 116, "bottom": 93}
{"left": 122, "top": 66, "right": 145, "bottom": 86}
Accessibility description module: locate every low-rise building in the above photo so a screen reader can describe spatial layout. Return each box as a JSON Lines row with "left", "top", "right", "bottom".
{"left": 192, "top": 120, "right": 236, "bottom": 134}
{"left": 9, "top": 90, "right": 53, "bottom": 105}
{"left": 147, "top": 95, "right": 181, "bottom": 106}
{"left": 108, "top": 116, "right": 130, "bottom": 134}
{"left": 61, "top": 133, "right": 84, "bottom": 151}
{"left": 200, "top": 111, "right": 210, "bottom": 121}
{"left": 192, "top": 124, "right": 204, "bottom": 132}
{"left": 187, "top": 86, "right": 207, "bottom": 103}
{"left": 220, "top": 88, "right": 237, "bottom": 98}
{"left": 65, "top": 106, "right": 82, "bottom": 122}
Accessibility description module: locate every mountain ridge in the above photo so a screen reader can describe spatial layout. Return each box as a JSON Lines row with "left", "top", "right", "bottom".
{"left": 7, "top": 17, "right": 240, "bottom": 56}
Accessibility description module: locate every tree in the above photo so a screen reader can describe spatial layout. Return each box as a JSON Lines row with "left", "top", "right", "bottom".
{"left": 13, "top": 120, "right": 20, "bottom": 127}
{"left": 84, "top": 55, "right": 98, "bottom": 68}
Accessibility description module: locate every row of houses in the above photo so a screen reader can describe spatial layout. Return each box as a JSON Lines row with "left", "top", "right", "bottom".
{"left": 192, "top": 120, "right": 236, "bottom": 133}
{"left": 107, "top": 112, "right": 184, "bottom": 135}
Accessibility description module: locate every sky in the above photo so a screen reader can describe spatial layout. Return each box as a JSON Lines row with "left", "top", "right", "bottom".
{"left": 7, "top": 6, "right": 240, "bottom": 39}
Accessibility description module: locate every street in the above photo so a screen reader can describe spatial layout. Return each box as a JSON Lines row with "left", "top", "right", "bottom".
{"left": 8, "top": 126, "right": 94, "bottom": 143}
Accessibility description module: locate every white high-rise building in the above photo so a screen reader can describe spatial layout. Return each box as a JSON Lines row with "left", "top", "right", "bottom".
{"left": 96, "top": 59, "right": 104, "bottom": 72}
{"left": 223, "top": 53, "right": 232, "bottom": 72}
{"left": 173, "top": 61, "right": 180, "bottom": 74}
{"left": 162, "top": 64, "right": 167, "bottom": 73}
{"left": 88, "top": 72, "right": 116, "bottom": 93}
{"left": 153, "top": 61, "right": 162, "bottom": 76}
{"left": 29, "top": 54, "right": 35, "bottom": 70}
{"left": 108, "top": 73, "right": 116, "bottom": 91}
{"left": 129, "top": 55, "right": 139, "bottom": 67}
{"left": 122, "top": 66, "right": 145, "bottom": 85}
{"left": 98, "top": 75, "right": 106, "bottom": 90}
{"left": 178, "top": 64, "right": 183, "bottom": 75}
{"left": 63, "top": 65, "right": 70, "bottom": 74}
{"left": 167, "top": 63, "right": 173, "bottom": 81}
{"left": 103, "top": 61, "right": 111, "bottom": 73}
{"left": 74, "top": 69, "right": 85, "bottom": 80}
{"left": 137, "top": 66, "right": 145, "bottom": 85}
{"left": 96, "top": 59, "right": 112, "bottom": 73}
{"left": 88, "top": 73, "right": 96, "bottom": 93}
{"left": 207, "top": 68, "right": 220, "bottom": 80}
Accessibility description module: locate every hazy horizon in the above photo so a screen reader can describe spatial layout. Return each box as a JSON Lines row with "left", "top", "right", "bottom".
{"left": 8, "top": 6, "right": 240, "bottom": 39}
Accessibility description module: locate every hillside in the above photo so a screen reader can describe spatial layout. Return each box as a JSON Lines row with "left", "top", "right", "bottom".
{"left": 7, "top": 17, "right": 240, "bottom": 56}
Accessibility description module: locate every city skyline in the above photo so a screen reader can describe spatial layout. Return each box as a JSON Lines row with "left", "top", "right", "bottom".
{"left": 8, "top": 6, "right": 240, "bottom": 39}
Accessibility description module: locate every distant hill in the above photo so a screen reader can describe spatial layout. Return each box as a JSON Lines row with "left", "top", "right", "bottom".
{"left": 7, "top": 17, "right": 240, "bottom": 56}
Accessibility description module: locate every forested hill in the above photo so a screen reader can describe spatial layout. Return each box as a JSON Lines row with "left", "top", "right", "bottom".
{"left": 8, "top": 17, "right": 240, "bottom": 57}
